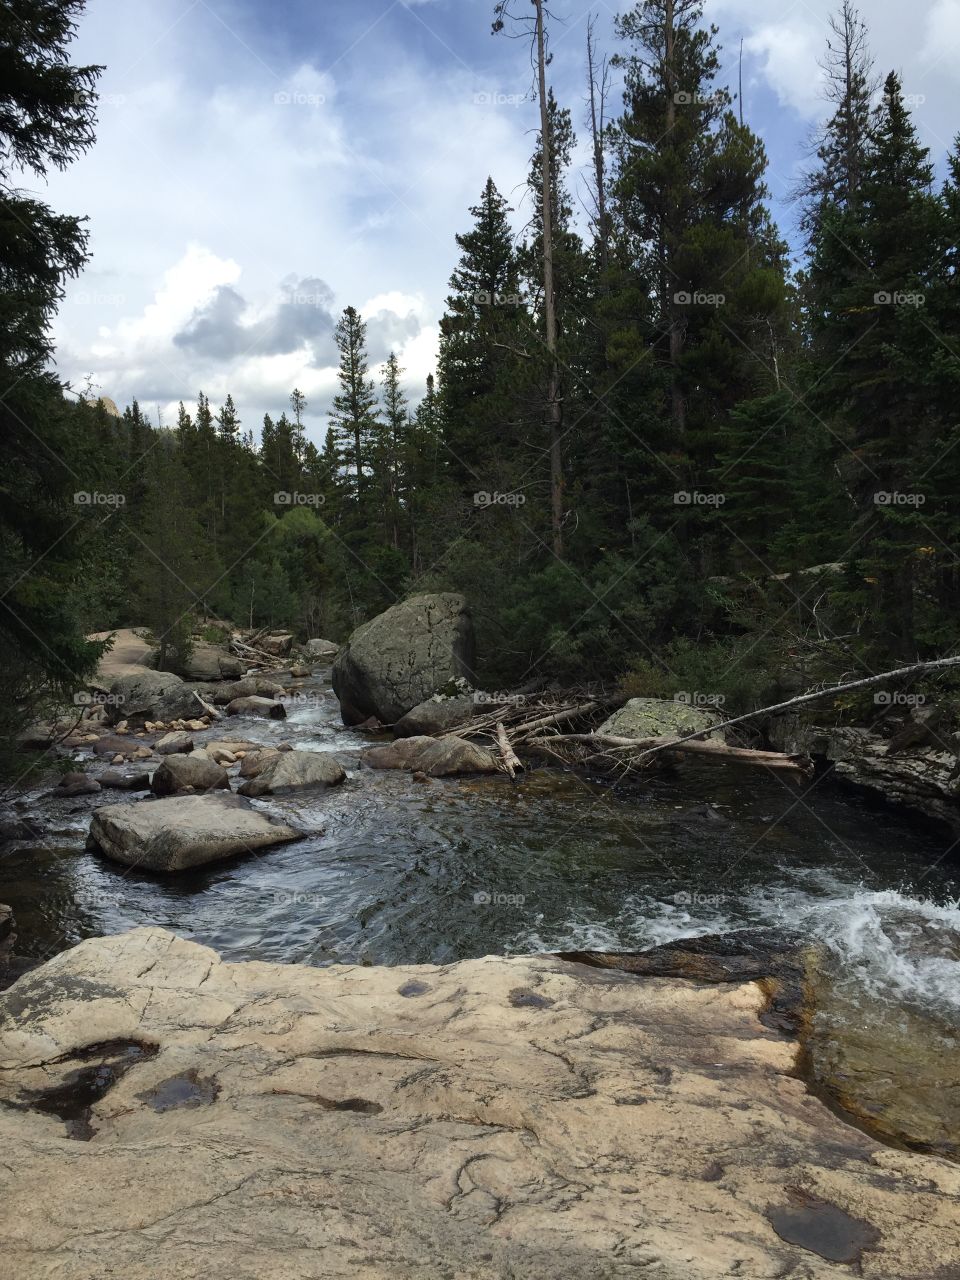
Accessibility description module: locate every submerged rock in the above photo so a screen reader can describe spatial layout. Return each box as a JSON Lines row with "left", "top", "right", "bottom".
{"left": 0, "top": 926, "right": 956, "bottom": 1279}
{"left": 362, "top": 734, "right": 497, "bottom": 776}
{"left": 237, "top": 749, "right": 346, "bottom": 796}
{"left": 87, "top": 793, "right": 298, "bottom": 872}
{"left": 332, "top": 592, "right": 476, "bottom": 725}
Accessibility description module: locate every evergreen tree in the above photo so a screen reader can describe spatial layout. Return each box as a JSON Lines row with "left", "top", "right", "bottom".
{"left": 330, "top": 307, "right": 378, "bottom": 497}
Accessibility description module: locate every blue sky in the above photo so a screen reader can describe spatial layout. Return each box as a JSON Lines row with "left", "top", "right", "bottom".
{"left": 43, "top": 0, "right": 960, "bottom": 442}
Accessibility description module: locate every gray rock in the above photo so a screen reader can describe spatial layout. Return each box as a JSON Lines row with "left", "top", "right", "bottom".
{"left": 155, "top": 731, "right": 194, "bottom": 755}
{"left": 598, "top": 697, "right": 722, "bottom": 740}
{"left": 363, "top": 735, "right": 497, "bottom": 776}
{"left": 225, "top": 696, "right": 287, "bottom": 719}
{"left": 332, "top": 593, "right": 476, "bottom": 725}
{"left": 238, "top": 750, "right": 346, "bottom": 797}
{"left": 213, "top": 677, "right": 286, "bottom": 705}
{"left": 394, "top": 693, "right": 477, "bottom": 738}
{"left": 180, "top": 644, "right": 243, "bottom": 682}
{"left": 151, "top": 754, "right": 230, "bottom": 797}
{"left": 92, "top": 735, "right": 150, "bottom": 759}
{"left": 105, "top": 671, "right": 200, "bottom": 729}
{"left": 304, "top": 637, "right": 339, "bottom": 659}
{"left": 88, "top": 793, "right": 299, "bottom": 872}
{"left": 238, "top": 748, "right": 280, "bottom": 778}
{"left": 97, "top": 770, "right": 151, "bottom": 791}
{"left": 52, "top": 772, "right": 101, "bottom": 797}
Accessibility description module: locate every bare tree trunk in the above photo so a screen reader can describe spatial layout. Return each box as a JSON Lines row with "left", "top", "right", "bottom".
{"left": 663, "top": 0, "right": 685, "bottom": 436}
{"left": 533, "top": 0, "right": 564, "bottom": 559}
{"left": 586, "top": 17, "right": 609, "bottom": 281}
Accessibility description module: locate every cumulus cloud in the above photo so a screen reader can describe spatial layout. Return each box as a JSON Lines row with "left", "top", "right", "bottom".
{"left": 174, "top": 276, "right": 337, "bottom": 363}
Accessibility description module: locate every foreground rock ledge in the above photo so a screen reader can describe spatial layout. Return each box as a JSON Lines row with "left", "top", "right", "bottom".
{"left": 0, "top": 930, "right": 957, "bottom": 1280}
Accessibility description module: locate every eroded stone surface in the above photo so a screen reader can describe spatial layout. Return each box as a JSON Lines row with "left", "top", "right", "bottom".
{"left": 0, "top": 927, "right": 957, "bottom": 1279}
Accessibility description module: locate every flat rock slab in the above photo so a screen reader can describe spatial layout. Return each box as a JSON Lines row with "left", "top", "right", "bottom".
{"left": 363, "top": 734, "right": 498, "bottom": 776}
{"left": 87, "top": 794, "right": 298, "bottom": 872}
{"left": 0, "top": 928, "right": 958, "bottom": 1279}
{"left": 237, "top": 749, "right": 346, "bottom": 796}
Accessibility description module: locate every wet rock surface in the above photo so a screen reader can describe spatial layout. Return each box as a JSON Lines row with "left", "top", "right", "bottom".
{"left": 363, "top": 733, "right": 498, "bottom": 776}
{"left": 0, "top": 927, "right": 957, "bottom": 1279}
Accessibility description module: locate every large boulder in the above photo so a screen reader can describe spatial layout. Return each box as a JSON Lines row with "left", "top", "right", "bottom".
{"left": 332, "top": 593, "right": 476, "bottom": 725}
{"left": 304, "top": 637, "right": 338, "bottom": 660}
{"left": 179, "top": 643, "right": 242, "bottom": 682}
{"left": 105, "top": 671, "right": 200, "bottom": 729}
{"left": 150, "top": 754, "right": 230, "bottom": 796}
{"left": 598, "top": 697, "right": 722, "bottom": 740}
{"left": 260, "top": 633, "right": 294, "bottom": 657}
{"left": 393, "top": 693, "right": 477, "bottom": 738}
{"left": 225, "top": 696, "right": 287, "bottom": 719}
{"left": 238, "top": 750, "right": 346, "bottom": 797}
{"left": 0, "top": 927, "right": 954, "bottom": 1279}
{"left": 155, "top": 731, "right": 194, "bottom": 755}
{"left": 363, "top": 735, "right": 497, "bottom": 776}
{"left": 88, "top": 793, "right": 298, "bottom": 872}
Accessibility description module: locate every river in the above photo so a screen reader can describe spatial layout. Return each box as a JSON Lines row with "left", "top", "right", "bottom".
{"left": 2, "top": 668, "right": 959, "bottom": 1038}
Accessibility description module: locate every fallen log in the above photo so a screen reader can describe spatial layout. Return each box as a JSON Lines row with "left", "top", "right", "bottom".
{"left": 496, "top": 721, "right": 524, "bottom": 779}
{"left": 194, "top": 691, "right": 222, "bottom": 721}
{"left": 511, "top": 700, "right": 605, "bottom": 740}
{"left": 524, "top": 732, "right": 813, "bottom": 781}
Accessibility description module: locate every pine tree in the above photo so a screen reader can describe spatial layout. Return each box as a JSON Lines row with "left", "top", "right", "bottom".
{"left": 376, "top": 352, "right": 408, "bottom": 550}
{"left": 330, "top": 307, "right": 378, "bottom": 498}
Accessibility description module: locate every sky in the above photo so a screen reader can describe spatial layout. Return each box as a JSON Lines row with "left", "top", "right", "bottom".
{"left": 40, "top": 0, "right": 960, "bottom": 445}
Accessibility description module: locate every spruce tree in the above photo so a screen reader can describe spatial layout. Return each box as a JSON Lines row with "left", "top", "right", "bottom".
{"left": 330, "top": 307, "right": 378, "bottom": 498}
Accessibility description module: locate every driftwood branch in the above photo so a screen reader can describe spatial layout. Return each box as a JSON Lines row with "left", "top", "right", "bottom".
{"left": 525, "top": 732, "right": 813, "bottom": 780}
{"left": 194, "top": 691, "right": 222, "bottom": 721}
{"left": 496, "top": 721, "right": 524, "bottom": 779}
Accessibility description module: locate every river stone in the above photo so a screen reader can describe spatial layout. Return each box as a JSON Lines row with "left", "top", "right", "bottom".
{"left": 178, "top": 643, "right": 242, "bottom": 683}
{"left": 0, "top": 926, "right": 956, "bottom": 1279}
{"left": 363, "top": 734, "right": 497, "bottom": 776}
{"left": 238, "top": 750, "right": 346, "bottom": 797}
{"left": 105, "top": 671, "right": 200, "bottom": 729}
{"left": 238, "top": 748, "right": 279, "bottom": 778}
{"left": 598, "top": 696, "right": 721, "bottom": 740}
{"left": 155, "top": 731, "right": 194, "bottom": 755}
{"left": 213, "top": 677, "right": 286, "bottom": 705}
{"left": 393, "top": 693, "right": 477, "bottom": 738}
{"left": 150, "top": 754, "right": 230, "bottom": 797}
{"left": 97, "top": 770, "right": 151, "bottom": 791}
{"left": 332, "top": 592, "right": 476, "bottom": 725}
{"left": 52, "top": 772, "right": 101, "bottom": 797}
{"left": 88, "top": 794, "right": 298, "bottom": 871}
{"left": 225, "top": 696, "right": 286, "bottom": 719}
{"left": 92, "top": 734, "right": 149, "bottom": 759}
{"left": 304, "top": 637, "right": 338, "bottom": 659}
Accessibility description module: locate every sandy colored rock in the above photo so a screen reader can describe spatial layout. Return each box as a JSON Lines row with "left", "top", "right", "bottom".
{"left": 0, "top": 927, "right": 958, "bottom": 1279}
{"left": 88, "top": 794, "right": 298, "bottom": 872}
{"left": 155, "top": 731, "right": 194, "bottom": 755}
{"left": 363, "top": 733, "right": 498, "bottom": 776}
{"left": 237, "top": 749, "right": 345, "bottom": 796}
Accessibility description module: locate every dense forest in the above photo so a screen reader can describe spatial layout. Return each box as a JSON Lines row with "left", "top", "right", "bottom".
{"left": 4, "top": 0, "right": 960, "bottom": 751}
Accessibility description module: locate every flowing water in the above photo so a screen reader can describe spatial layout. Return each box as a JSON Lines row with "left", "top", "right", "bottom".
{"left": 2, "top": 670, "right": 960, "bottom": 1040}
